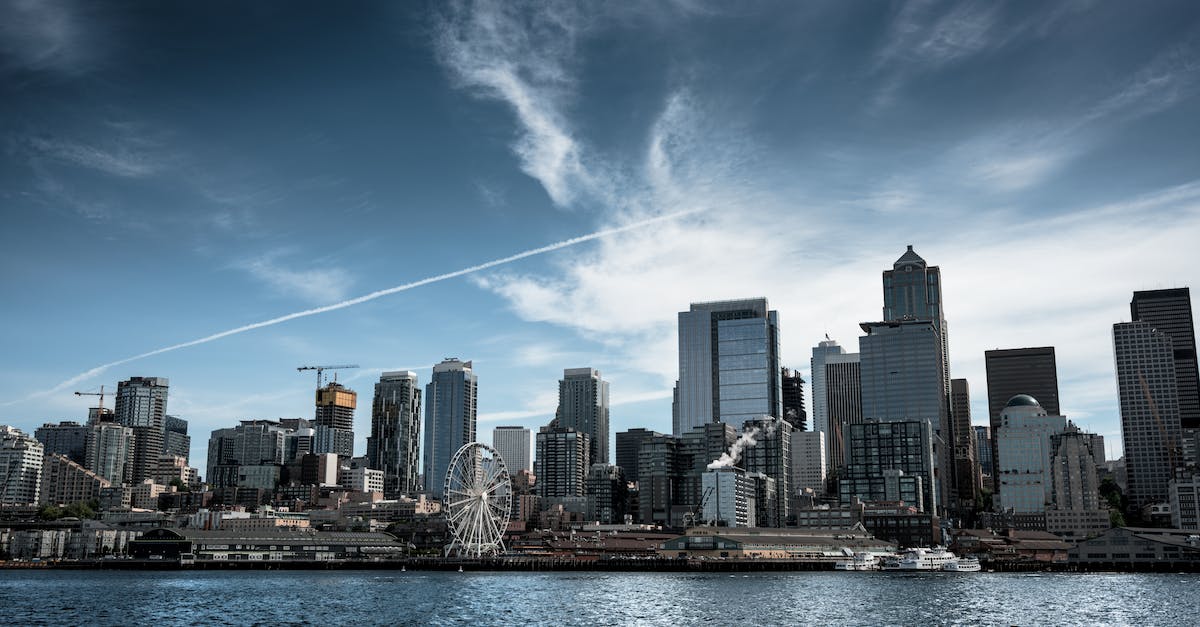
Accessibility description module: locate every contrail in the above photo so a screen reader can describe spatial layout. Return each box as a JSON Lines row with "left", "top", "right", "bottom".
{"left": 17, "top": 210, "right": 697, "bottom": 405}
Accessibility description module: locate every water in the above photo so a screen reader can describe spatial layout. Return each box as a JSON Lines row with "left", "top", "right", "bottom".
{"left": 0, "top": 570, "right": 1194, "bottom": 625}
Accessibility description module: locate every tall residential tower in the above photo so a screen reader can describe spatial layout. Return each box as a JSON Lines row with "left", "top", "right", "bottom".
{"left": 423, "top": 358, "right": 477, "bottom": 499}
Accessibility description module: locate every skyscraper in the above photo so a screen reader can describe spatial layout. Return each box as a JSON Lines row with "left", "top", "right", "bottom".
{"left": 492, "top": 426, "right": 531, "bottom": 474}
{"left": 1046, "top": 424, "right": 1110, "bottom": 539}
{"left": 740, "top": 418, "right": 791, "bottom": 527}
{"left": 790, "top": 430, "right": 826, "bottom": 495}
{"left": 950, "top": 378, "right": 980, "bottom": 507}
{"left": 314, "top": 381, "right": 356, "bottom": 459}
{"left": 811, "top": 337, "right": 847, "bottom": 457}
{"left": 974, "top": 426, "right": 993, "bottom": 478}
{"left": 534, "top": 425, "right": 590, "bottom": 499}
{"left": 1131, "top": 288, "right": 1199, "bottom": 430}
{"left": 367, "top": 371, "right": 422, "bottom": 498}
{"left": 859, "top": 319, "right": 951, "bottom": 512}
{"left": 556, "top": 368, "right": 610, "bottom": 464}
{"left": 675, "top": 298, "right": 781, "bottom": 435}
{"left": 882, "top": 245, "right": 949, "bottom": 391}
{"left": 824, "top": 353, "right": 862, "bottom": 476}
{"left": 114, "top": 376, "right": 168, "bottom": 484}
{"left": 423, "top": 358, "right": 477, "bottom": 500}
{"left": 985, "top": 347, "right": 1060, "bottom": 489}
{"left": 85, "top": 421, "right": 134, "bottom": 486}
{"left": 781, "top": 368, "right": 807, "bottom": 431}
{"left": 1113, "top": 321, "right": 1183, "bottom": 510}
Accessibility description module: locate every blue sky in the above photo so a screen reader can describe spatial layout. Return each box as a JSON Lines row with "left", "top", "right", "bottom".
{"left": 2, "top": 0, "right": 1199, "bottom": 468}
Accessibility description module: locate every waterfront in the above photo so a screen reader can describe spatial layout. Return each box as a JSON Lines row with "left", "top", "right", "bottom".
{"left": 1, "top": 570, "right": 1195, "bottom": 625}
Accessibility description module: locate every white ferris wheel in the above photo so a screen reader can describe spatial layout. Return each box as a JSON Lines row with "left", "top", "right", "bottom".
{"left": 443, "top": 442, "right": 512, "bottom": 557}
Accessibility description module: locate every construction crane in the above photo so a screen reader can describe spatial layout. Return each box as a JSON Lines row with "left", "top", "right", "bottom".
{"left": 74, "top": 385, "right": 108, "bottom": 421}
{"left": 686, "top": 486, "right": 715, "bottom": 528}
{"left": 297, "top": 364, "right": 359, "bottom": 389}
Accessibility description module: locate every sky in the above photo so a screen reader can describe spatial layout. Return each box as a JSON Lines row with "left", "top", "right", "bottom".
{"left": 2, "top": 0, "right": 1199, "bottom": 470}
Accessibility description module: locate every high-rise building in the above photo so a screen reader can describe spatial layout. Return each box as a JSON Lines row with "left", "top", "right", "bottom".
{"left": 1046, "top": 424, "right": 1110, "bottom": 539}
{"left": 114, "top": 376, "right": 169, "bottom": 484}
{"left": 740, "top": 418, "right": 790, "bottom": 527}
{"left": 85, "top": 421, "right": 134, "bottom": 486}
{"left": 367, "top": 371, "right": 422, "bottom": 498}
{"left": 824, "top": 353, "right": 862, "bottom": 476}
{"left": 615, "top": 428, "right": 661, "bottom": 485}
{"left": 636, "top": 433, "right": 685, "bottom": 526}
{"left": 314, "top": 382, "right": 356, "bottom": 459}
{"left": 163, "top": 415, "right": 190, "bottom": 462}
{"left": 882, "top": 245, "right": 949, "bottom": 392}
{"left": 791, "top": 430, "right": 826, "bottom": 495}
{"left": 1, "top": 426, "right": 44, "bottom": 505}
{"left": 556, "top": 368, "right": 610, "bottom": 464}
{"left": 841, "top": 420, "right": 934, "bottom": 512}
{"left": 702, "top": 467, "right": 756, "bottom": 527}
{"left": 985, "top": 347, "right": 1061, "bottom": 489}
{"left": 950, "top": 378, "right": 980, "bottom": 507}
{"left": 534, "top": 425, "right": 590, "bottom": 499}
{"left": 680, "top": 422, "right": 738, "bottom": 508}
{"left": 39, "top": 453, "right": 110, "bottom": 506}
{"left": 859, "top": 319, "right": 951, "bottom": 512}
{"left": 811, "top": 337, "right": 847, "bottom": 464}
{"left": 1113, "top": 321, "right": 1183, "bottom": 510}
{"left": 1131, "top": 288, "right": 1199, "bottom": 430}
{"left": 781, "top": 368, "right": 807, "bottom": 431}
{"left": 206, "top": 420, "right": 294, "bottom": 489}
{"left": 675, "top": 298, "right": 781, "bottom": 435}
{"left": 423, "top": 358, "right": 477, "bottom": 500}
{"left": 995, "top": 395, "right": 1066, "bottom": 514}
{"left": 974, "top": 426, "right": 994, "bottom": 478}
{"left": 492, "top": 426, "right": 531, "bottom": 474}
{"left": 34, "top": 421, "right": 89, "bottom": 465}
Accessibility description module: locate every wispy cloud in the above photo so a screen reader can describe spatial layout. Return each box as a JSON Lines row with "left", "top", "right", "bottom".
{"left": 28, "top": 136, "right": 159, "bottom": 178}
{"left": 235, "top": 252, "right": 354, "bottom": 305}
{"left": 0, "top": 0, "right": 93, "bottom": 75}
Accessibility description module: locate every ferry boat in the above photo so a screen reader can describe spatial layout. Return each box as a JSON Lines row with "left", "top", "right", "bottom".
{"left": 834, "top": 552, "right": 881, "bottom": 571}
{"left": 895, "top": 547, "right": 959, "bottom": 571}
{"left": 942, "top": 557, "right": 981, "bottom": 572}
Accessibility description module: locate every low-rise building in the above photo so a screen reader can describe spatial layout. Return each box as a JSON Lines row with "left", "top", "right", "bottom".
{"left": 129, "top": 528, "right": 408, "bottom": 561}
{"left": 658, "top": 526, "right": 894, "bottom": 562}
{"left": 39, "top": 453, "right": 111, "bottom": 506}
{"left": 1169, "top": 474, "right": 1200, "bottom": 530}
{"left": 1069, "top": 527, "right": 1200, "bottom": 568}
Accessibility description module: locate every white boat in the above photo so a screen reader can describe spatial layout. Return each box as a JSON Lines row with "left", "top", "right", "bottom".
{"left": 943, "top": 557, "right": 981, "bottom": 572}
{"left": 834, "top": 552, "right": 881, "bottom": 571}
{"left": 895, "top": 547, "right": 959, "bottom": 571}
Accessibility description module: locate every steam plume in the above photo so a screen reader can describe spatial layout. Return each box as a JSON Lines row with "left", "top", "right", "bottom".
{"left": 707, "top": 416, "right": 784, "bottom": 470}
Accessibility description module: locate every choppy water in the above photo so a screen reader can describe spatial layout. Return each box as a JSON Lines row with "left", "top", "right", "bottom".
{"left": 0, "top": 569, "right": 1194, "bottom": 625}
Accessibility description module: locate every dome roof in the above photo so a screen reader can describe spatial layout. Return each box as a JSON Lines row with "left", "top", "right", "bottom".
{"left": 1005, "top": 394, "right": 1041, "bottom": 408}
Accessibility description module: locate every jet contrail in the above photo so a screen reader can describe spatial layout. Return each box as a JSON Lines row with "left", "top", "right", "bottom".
{"left": 20, "top": 210, "right": 697, "bottom": 404}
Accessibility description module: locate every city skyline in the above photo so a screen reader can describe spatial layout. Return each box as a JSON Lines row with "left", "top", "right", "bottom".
{"left": 3, "top": 2, "right": 1200, "bottom": 467}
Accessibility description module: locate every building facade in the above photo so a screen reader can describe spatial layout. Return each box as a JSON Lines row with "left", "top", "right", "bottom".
{"left": 1131, "top": 288, "right": 1199, "bottom": 430}
{"left": 534, "top": 426, "right": 590, "bottom": 500}
{"left": 85, "top": 421, "right": 134, "bottom": 486}
{"left": 40, "top": 453, "right": 111, "bottom": 506}
{"left": 556, "top": 368, "right": 610, "bottom": 464}
{"left": 367, "top": 371, "right": 422, "bottom": 498}
{"left": 422, "top": 358, "right": 477, "bottom": 500}
{"left": 701, "top": 467, "right": 756, "bottom": 527}
{"left": 675, "top": 298, "right": 781, "bottom": 435}
{"left": 1046, "top": 424, "right": 1109, "bottom": 538}
{"left": 824, "top": 353, "right": 862, "bottom": 477}
{"left": 314, "top": 382, "right": 356, "bottom": 459}
{"left": 975, "top": 426, "right": 993, "bottom": 478}
{"left": 615, "top": 428, "right": 660, "bottom": 485}
{"left": 114, "top": 376, "right": 169, "bottom": 484}
{"left": 841, "top": 420, "right": 934, "bottom": 511}
{"left": 950, "top": 378, "right": 980, "bottom": 507}
{"left": 781, "top": 367, "right": 807, "bottom": 431}
{"left": 163, "top": 415, "right": 190, "bottom": 462}
{"left": 0, "top": 426, "right": 44, "bottom": 505}
{"left": 740, "top": 418, "right": 790, "bottom": 527}
{"left": 811, "top": 337, "right": 847, "bottom": 470}
{"left": 34, "top": 422, "right": 89, "bottom": 465}
{"left": 995, "top": 395, "right": 1066, "bottom": 514}
{"left": 1113, "top": 321, "right": 1183, "bottom": 510}
{"left": 984, "top": 347, "right": 1061, "bottom": 489}
{"left": 791, "top": 430, "right": 826, "bottom": 495}
{"left": 492, "top": 426, "right": 531, "bottom": 475}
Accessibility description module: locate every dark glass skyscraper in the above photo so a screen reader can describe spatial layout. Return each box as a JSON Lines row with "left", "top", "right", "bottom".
{"left": 368, "top": 371, "right": 421, "bottom": 498}
{"left": 882, "top": 245, "right": 948, "bottom": 390}
{"left": 675, "top": 298, "right": 781, "bottom": 434}
{"left": 781, "top": 368, "right": 807, "bottom": 431}
{"left": 114, "top": 376, "right": 168, "bottom": 484}
{"left": 1131, "top": 288, "right": 1199, "bottom": 430}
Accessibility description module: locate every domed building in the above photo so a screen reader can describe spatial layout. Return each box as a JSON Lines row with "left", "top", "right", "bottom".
{"left": 995, "top": 395, "right": 1066, "bottom": 514}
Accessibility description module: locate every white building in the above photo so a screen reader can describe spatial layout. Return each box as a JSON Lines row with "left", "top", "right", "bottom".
{"left": 339, "top": 466, "right": 385, "bottom": 493}
{"left": 995, "top": 395, "right": 1065, "bottom": 513}
{"left": 791, "top": 430, "right": 827, "bottom": 495}
{"left": 1, "top": 426, "right": 44, "bottom": 505}
{"left": 492, "top": 426, "right": 531, "bottom": 474}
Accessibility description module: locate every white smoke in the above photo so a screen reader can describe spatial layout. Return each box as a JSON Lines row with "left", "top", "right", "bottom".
{"left": 11, "top": 210, "right": 699, "bottom": 406}
{"left": 706, "top": 416, "right": 784, "bottom": 470}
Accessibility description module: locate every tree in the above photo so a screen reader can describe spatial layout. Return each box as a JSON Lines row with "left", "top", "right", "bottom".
{"left": 37, "top": 504, "right": 63, "bottom": 521}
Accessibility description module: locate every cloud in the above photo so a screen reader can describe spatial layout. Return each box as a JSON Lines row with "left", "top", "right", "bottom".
{"left": 0, "top": 0, "right": 91, "bottom": 74}
{"left": 434, "top": 0, "right": 595, "bottom": 207}
{"left": 236, "top": 253, "right": 354, "bottom": 305}
{"left": 28, "top": 136, "right": 159, "bottom": 178}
